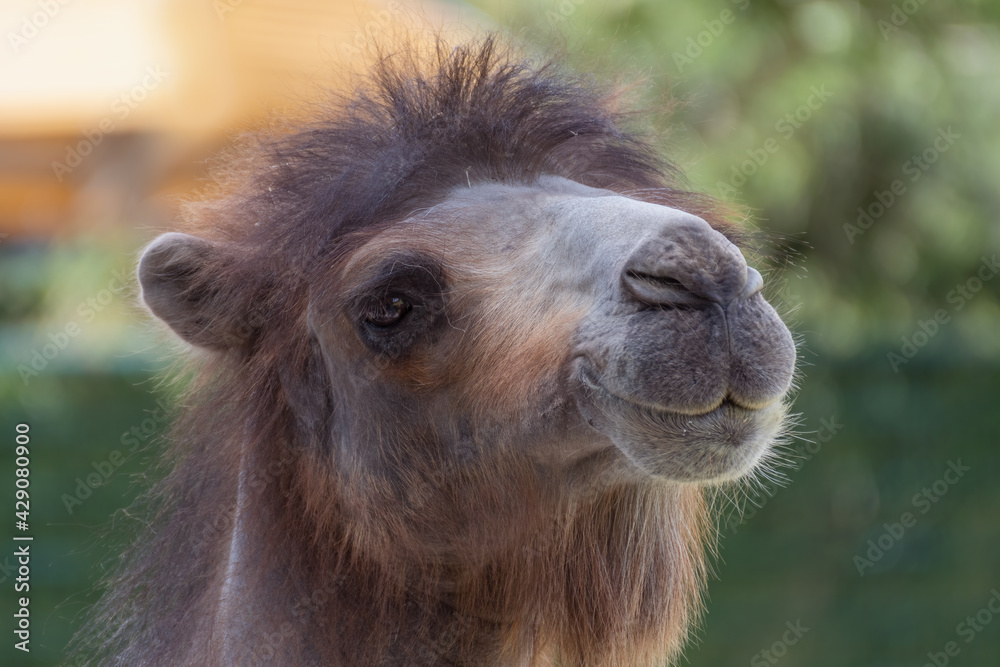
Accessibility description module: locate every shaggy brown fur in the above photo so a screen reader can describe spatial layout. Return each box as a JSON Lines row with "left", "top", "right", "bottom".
{"left": 74, "top": 35, "right": 746, "bottom": 666}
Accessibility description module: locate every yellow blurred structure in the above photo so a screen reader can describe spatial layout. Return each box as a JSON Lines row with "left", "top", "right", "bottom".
{"left": 0, "top": 0, "right": 467, "bottom": 238}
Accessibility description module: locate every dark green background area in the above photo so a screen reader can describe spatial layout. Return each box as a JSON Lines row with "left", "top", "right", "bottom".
{"left": 3, "top": 0, "right": 1000, "bottom": 664}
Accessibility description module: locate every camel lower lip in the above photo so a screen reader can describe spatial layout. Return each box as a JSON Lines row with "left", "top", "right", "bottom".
{"left": 579, "top": 367, "right": 755, "bottom": 421}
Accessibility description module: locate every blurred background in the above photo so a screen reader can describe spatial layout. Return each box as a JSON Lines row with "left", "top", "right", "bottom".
{"left": 1, "top": 0, "right": 997, "bottom": 664}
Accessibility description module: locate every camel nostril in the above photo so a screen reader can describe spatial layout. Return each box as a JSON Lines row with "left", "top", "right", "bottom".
{"left": 629, "top": 272, "right": 685, "bottom": 290}
{"left": 622, "top": 214, "right": 750, "bottom": 306}
{"left": 622, "top": 270, "right": 708, "bottom": 308}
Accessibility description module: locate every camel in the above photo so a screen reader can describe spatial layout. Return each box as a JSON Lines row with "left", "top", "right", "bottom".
{"left": 78, "top": 36, "right": 795, "bottom": 666}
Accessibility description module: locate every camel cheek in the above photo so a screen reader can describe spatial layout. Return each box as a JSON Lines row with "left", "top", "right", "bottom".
{"left": 459, "top": 306, "right": 585, "bottom": 417}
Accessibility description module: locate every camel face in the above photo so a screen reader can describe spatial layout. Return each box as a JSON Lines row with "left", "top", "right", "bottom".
{"left": 309, "top": 175, "right": 795, "bottom": 496}
{"left": 110, "top": 38, "right": 802, "bottom": 665}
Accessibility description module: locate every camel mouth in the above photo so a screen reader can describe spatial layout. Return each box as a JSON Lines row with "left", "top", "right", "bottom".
{"left": 575, "top": 363, "right": 786, "bottom": 482}
{"left": 578, "top": 365, "right": 761, "bottom": 424}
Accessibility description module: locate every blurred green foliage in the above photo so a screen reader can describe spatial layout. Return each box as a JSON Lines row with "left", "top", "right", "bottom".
{"left": 2, "top": 0, "right": 999, "bottom": 665}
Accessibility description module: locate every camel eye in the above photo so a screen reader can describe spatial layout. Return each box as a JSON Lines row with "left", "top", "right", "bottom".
{"left": 365, "top": 296, "right": 411, "bottom": 328}
{"left": 348, "top": 254, "right": 445, "bottom": 358}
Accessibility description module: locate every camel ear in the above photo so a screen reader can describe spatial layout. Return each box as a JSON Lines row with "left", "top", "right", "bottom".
{"left": 138, "top": 233, "right": 255, "bottom": 350}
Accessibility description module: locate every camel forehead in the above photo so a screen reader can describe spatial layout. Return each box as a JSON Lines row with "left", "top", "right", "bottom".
{"left": 437, "top": 176, "right": 701, "bottom": 245}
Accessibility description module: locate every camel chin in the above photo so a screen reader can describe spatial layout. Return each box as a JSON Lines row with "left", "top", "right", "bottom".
{"left": 577, "top": 366, "right": 790, "bottom": 483}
